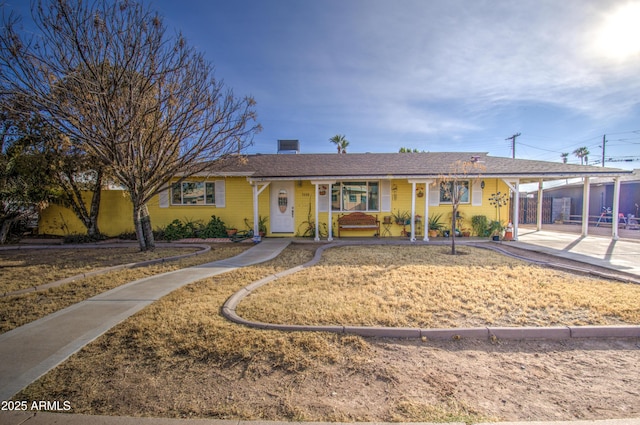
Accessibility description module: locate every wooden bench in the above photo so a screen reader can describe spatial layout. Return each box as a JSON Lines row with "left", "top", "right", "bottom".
{"left": 337, "top": 212, "right": 380, "bottom": 238}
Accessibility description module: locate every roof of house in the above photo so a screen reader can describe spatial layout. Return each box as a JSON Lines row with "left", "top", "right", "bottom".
{"left": 204, "top": 152, "right": 632, "bottom": 183}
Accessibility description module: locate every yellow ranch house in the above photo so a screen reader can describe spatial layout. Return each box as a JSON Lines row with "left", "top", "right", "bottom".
{"left": 39, "top": 152, "right": 632, "bottom": 241}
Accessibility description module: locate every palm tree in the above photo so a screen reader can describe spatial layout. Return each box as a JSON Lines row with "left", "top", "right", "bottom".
{"left": 573, "top": 147, "right": 590, "bottom": 165}
{"left": 561, "top": 152, "right": 569, "bottom": 163}
{"left": 329, "top": 134, "right": 349, "bottom": 154}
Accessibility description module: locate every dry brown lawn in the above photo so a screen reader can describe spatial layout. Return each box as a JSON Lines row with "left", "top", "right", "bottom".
{"left": 0, "top": 244, "right": 250, "bottom": 334}
{"left": 14, "top": 243, "right": 640, "bottom": 422}
{"left": 0, "top": 245, "right": 210, "bottom": 293}
{"left": 239, "top": 245, "right": 640, "bottom": 328}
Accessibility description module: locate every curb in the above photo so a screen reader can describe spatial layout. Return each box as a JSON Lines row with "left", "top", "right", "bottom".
{"left": 222, "top": 241, "right": 640, "bottom": 341}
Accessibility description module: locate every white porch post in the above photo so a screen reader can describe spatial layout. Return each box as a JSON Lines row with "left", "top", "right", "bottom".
{"left": 314, "top": 183, "right": 320, "bottom": 241}
{"left": 410, "top": 181, "right": 417, "bottom": 242}
{"left": 537, "top": 179, "right": 544, "bottom": 231}
{"left": 582, "top": 177, "right": 590, "bottom": 237}
{"left": 250, "top": 181, "right": 270, "bottom": 242}
{"left": 423, "top": 181, "right": 431, "bottom": 241}
{"left": 501, "top": 179, "right": 520, "bottom": 240}
{"left": 513, "top": 180, "right": 520, "bottom": 240}
{"left": 612, "top": 177, "right": 621, "bottom": 240}
{"left": 327, "top": 183, "right": 333, "bottom": 241}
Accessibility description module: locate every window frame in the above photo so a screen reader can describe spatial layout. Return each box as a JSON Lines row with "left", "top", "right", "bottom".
{"left": 171, "top": 181, "right": 216, "bottom": 205}
{"left": 331, "top": 180, "right": 380, "bottom": 212}
{"left": 439, "top": 180, "right": 471, "bottom": 204}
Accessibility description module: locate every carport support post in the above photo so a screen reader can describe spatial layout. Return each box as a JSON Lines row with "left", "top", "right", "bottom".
{"left": 582, "top": 177, "right": 590, "bottom": 237}
{"left": 537, "top": 179, "right": 544, "bottom": 231}
{"left": 612, "top": 177, "right": 621, "bottom": 240}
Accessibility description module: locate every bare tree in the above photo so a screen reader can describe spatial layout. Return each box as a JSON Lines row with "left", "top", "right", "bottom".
{"left": 1, "top": 0, "right": 260, "bottom": 250}
{"left": 439, "top": 160, "right": 484, "bottom": 255}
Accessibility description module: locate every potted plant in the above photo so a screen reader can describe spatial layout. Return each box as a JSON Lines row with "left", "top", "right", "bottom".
{"left": 244, "top": 216, "right": 269, "bottom": 237}
{"left": 257, "top": 215, "right": 268, "bottom": 236}
{"left": 392, "top": 210, "right": 411, "bottom": 225}
{"left": 488, "top": 220, "right": 504, "bottom": 241}
{"left": 226, "top": 227, "right": 238, "bottom": 237}
{"left": 428, "top": 213, "right": 444, "bottom": 237}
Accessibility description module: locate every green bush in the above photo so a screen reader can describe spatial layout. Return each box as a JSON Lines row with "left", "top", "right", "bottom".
{"left": 163, "top": 219, "right": 202, "bottom": 241}
{"left": 63, "top": 233, "right": 107, "bottom": 244}
{"left": 471, "top": 215, "right": 490, "bottom": 237}
{"left": 199, "top": 215, "right": 227, "bottom": 238}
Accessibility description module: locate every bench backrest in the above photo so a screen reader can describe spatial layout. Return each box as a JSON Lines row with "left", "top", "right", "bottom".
{"left": 338, "top": 212, "right": 377, "bottom": 225}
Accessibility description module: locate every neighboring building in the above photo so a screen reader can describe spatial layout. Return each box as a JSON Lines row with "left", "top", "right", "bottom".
{"left": 523, "top": 170, "right": 639, "bottom": 223}
{"left": 39, "top": 152, "right": 632, "bottom": 241}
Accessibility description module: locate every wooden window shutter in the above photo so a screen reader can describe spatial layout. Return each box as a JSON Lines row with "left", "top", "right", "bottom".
{"left": 214, "top": 180, "right": 226, "bottom": 207}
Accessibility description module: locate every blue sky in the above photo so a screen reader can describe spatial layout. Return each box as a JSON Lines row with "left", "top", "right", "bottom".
{"left": 7, "top": 0, "right": 640, "bottom": 169}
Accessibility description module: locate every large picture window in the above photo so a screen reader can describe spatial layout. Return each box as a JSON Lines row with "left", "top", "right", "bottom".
{"left": 171, "top": 182, "right": 215, "bottom": 205}
{"left": 439, "top": 180, "right": 470, "bottom": 204}
{"left": 331, "top": 181, "right": 379, "bottom": 211}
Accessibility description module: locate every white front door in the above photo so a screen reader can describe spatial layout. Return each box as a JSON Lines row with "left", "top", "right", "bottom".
{"left": 270, "top": 181, "right": 295, "bottom": 233}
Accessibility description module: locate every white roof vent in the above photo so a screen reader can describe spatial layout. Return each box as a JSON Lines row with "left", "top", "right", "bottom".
{"left": 277, "top": 139, "right": 300, "bottom": 154}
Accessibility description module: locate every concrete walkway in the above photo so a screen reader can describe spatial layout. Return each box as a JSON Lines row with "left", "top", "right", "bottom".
{"left": 0, "top": 239, "right": 291, "bottom": 402}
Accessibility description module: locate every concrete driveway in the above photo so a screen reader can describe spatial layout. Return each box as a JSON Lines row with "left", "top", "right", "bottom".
{"left": 515, "top": 227, "right": 640, "bottom": 277}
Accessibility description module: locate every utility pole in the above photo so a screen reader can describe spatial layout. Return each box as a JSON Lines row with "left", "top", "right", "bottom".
{"left": 601, "top": 134, "right": 606, "bottom": 167}
{"left": 506, "top": 133, "right": 521, "bottom": 159}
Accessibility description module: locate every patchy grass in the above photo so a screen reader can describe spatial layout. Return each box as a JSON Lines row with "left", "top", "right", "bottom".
{"left": 13, "top": 243, "right": 640, "bottom": 422}
{"left": 238, "top": 245, "right": 640, "bottom": 328}
{"left": 16, "top": 245, "right": 379, "bottom": 421}
{"left": 0, "top": 244, "right": 250, "bottom": 334}
{"left": 0, "top": 246, "right": 205, "bottom": 293}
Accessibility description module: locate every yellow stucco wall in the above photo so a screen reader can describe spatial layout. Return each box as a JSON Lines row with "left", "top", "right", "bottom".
{"left": 39, "top": 177, "right": 510, "bottom": 238}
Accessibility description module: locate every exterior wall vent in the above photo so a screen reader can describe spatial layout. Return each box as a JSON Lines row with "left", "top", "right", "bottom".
{"left": 277, "top": 139, "right": 300, "bottom": 154}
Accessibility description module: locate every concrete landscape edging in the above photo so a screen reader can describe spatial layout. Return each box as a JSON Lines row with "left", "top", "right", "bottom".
{"left": 222, "top": 241, "right": 640, "bottom": 341}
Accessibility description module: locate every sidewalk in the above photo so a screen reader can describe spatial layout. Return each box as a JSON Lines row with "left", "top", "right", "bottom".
{"left": 0, "top": 239, "right": 292, "bottom": 402}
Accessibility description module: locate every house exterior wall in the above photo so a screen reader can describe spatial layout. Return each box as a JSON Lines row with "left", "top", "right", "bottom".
{"left": 39, "top": 177, "right": 511, "bottom": 238}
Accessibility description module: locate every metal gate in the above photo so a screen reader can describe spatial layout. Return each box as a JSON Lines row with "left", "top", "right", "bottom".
{"left": 518, "top": 196, "right": 552, "bottom": 224}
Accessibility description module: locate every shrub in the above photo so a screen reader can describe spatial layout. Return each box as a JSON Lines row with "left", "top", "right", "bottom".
{"left": 471, "top": 215, "right": 490, "bottom": 237}
{"left": 199, "top": 215, "right": 227, "bottom": 238}
{"left": 163, "top": 219, "right": 191, "bottom": 241}
{"left": 63, "top": 233, "right": 107, "bottom": 244}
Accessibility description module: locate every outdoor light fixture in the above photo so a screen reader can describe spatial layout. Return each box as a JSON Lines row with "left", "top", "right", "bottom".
{"left": 481, "top": 181, "right": 485, "bottom": 189}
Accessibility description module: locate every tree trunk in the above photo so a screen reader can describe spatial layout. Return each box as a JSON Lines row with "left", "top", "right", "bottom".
{"left": 62, "top": 168, "right": 103, "bottom": 238}
{"left": 0, "top": 219, "right": 14, "bottom": 244}
{"left": 451, "top": 206, "right": 457, "bottom": 255}
{"left": 132, "top": 202, "right": 155, "bottom": 251}
{"left": 140, "top": 203, "right": 155, "bottom": 251}
{"left": 133, "top": 206, "right": 147, "bottom": 251}
{"left": 86, "top": 169, "right": 103, "bottom": 237}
